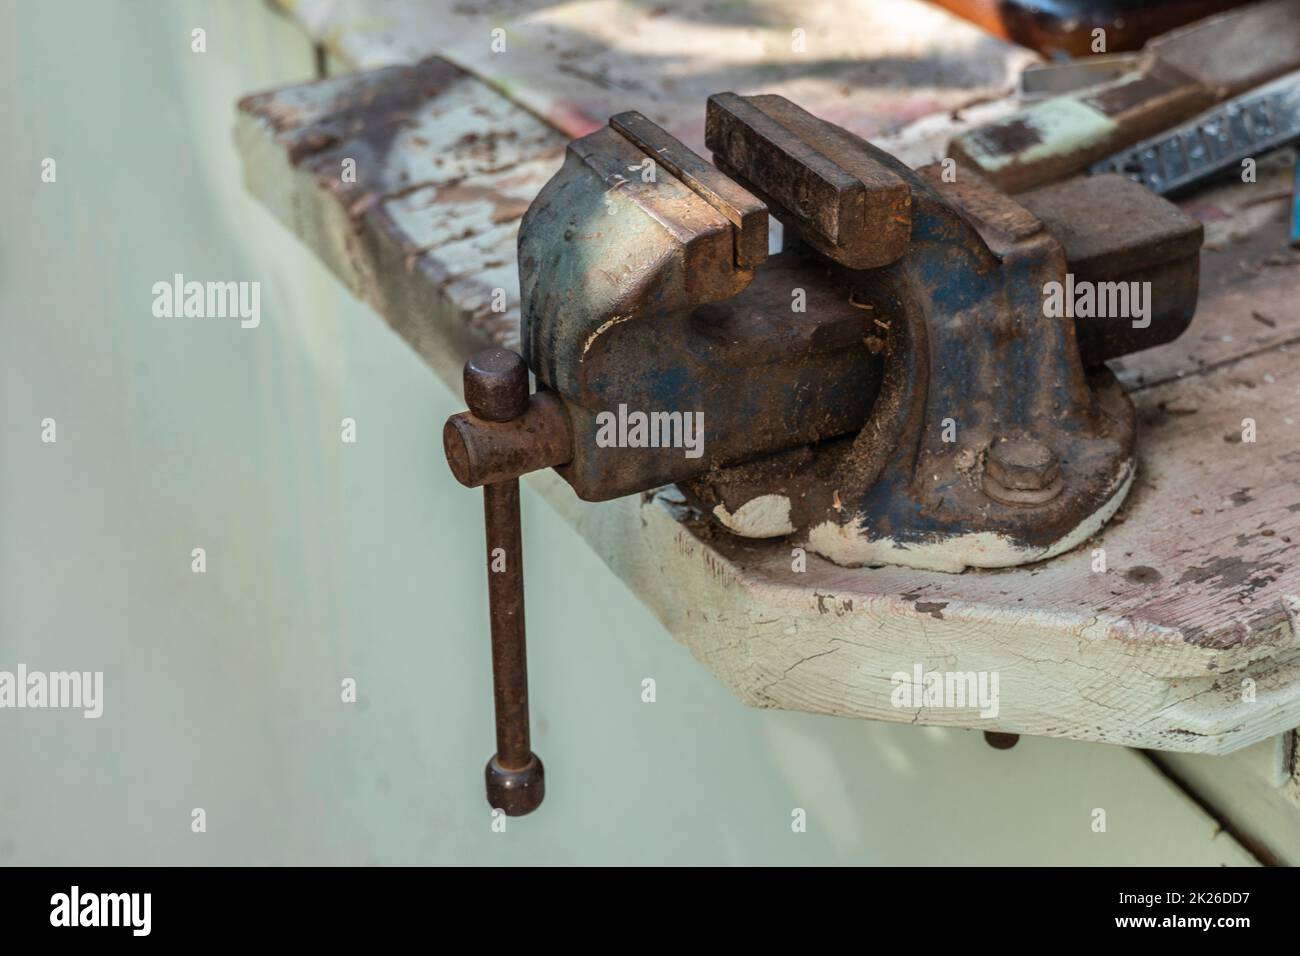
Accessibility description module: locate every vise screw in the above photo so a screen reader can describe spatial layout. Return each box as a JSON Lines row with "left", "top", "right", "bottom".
{"left": 442, "top": 93, "right": 1204, "bottom": 814}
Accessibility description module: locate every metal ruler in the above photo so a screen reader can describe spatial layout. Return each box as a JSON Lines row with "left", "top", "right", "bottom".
{"left": 1091, "top": 70, "right": 1300, "bottom": 195}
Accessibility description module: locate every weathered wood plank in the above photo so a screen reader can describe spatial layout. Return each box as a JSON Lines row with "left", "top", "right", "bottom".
{"left": 237, "top": 59, "right": 565, "bottom": 372}
{"left": 622, "top": 332, "right": 1300, "bottom": 754}
{"left": 237, "top": 63, "right": 1300, "bottom": 754}
{"left": 276, "top": 0, "right": 1039, "bottom": 152}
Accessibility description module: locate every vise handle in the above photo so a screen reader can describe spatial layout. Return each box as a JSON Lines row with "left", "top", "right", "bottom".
{"left": 443, "top": 349, "right": 568, "bottom": 816}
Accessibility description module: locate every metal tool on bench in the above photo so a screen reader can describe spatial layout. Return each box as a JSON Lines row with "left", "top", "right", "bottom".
{"left": 1018, "top": 53, "right": 1141, "bottom": 101}
{"left": 442, "top": 93, "right": 1204, "bottom": 814}
{"left": 1092, "top": 68, "right": 1300, "bottom": 194}
{"left": 948, "top": 0, "right": 1300, "bottom": 193}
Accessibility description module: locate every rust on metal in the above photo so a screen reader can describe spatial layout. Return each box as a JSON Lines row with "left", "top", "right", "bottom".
{"left": 481, "top": 477, "right": 544, "bottom": 816}
{"left": 563, "top": 124, "right": 756, "bottom": 308}
{"left": 983, "top": 438, "right": 1065, "bottom": 507}
{"left": 444, "top": 392, "right": 572, "bottom": 489}
{"left": 706, "top": 92, "right": 912, "bottom": 269}
{"left": 610, "top": 110, "right": 768, "bottom": 269}
{"left": 512, "top": 95, "right": 1198, "bottom": 566}
{"left": 986, "top": 439, "right": 1060, "bottom": 491}
{"left": 1018, "top": 173, "right": 1203, "bottom": 365}
{"left": 463, "top": 349, "right": 545, "bottom": 816}
{"left": 443, "top": 92, "right": 1206, "bottom": 811}
{"left": 464, "top": 347, "right": 530, "bottom": 422}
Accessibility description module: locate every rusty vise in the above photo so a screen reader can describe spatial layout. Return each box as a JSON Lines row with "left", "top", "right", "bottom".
{"left": 442, "top": 92, "right": 1204, "bottom": 814}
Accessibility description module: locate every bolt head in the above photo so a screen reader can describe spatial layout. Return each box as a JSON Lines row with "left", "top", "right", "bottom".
{"left": 986, "top": 439, "right": 1058, "bottom": 491}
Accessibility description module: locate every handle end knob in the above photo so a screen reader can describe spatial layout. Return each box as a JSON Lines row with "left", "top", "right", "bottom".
{"left": 465, "top": 348, "right": 529, "bottom": 423}
{"left": 486, "top": 752, "right": 545, "bottom": 816}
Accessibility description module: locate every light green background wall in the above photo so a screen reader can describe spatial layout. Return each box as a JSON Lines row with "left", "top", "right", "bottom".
{"left": 0, "top": 0, "right": 1254, "bottom": 865}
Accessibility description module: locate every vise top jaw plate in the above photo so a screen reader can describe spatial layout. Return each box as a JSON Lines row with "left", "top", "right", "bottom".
{"left": 705, "top": 92, "right": 912, "bottom": 270}
{"left": 610, "top": 110, "right": 768, "bottom": 270}
{"left": 520, "top": 114, "right": 770, "bottom": 405}
{"left": 564, "top": 123, "right": 756, "bottom": 308}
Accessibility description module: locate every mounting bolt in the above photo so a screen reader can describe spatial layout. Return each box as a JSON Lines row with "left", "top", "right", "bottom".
{"left": 983, "top": 438, "right": 1062, "bottom": 506}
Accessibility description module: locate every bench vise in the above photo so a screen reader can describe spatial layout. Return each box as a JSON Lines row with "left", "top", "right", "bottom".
{"left": 442, "top": 93, "right": 1204, "bottom": 814}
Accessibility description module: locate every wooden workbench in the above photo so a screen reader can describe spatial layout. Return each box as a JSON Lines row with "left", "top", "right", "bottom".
{"left": 239, "top": 3, "right": 1300, "bottom": 760}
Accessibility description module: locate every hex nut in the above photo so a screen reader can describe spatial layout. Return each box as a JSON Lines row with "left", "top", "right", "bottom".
{"left": 983, "top": 438, "right": 1063, "bottom": 506}
{"left": 986, "top": 439, "right": 1059, "bottom": 490}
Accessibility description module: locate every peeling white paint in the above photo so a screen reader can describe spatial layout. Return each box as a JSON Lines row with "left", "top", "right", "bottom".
{"left": 806, "top": 461, "right": 1134, "bottom": 573}
{"left": 713, "top": 494, "right": 795, "bottom": 538}
{"left": 581, "top": 313, "right": 633, "bottom": 356}
{"left": 966, "top": 97, "right": 1115, "bottom": 171}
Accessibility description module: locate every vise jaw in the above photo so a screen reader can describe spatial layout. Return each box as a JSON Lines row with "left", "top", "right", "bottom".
{"left": 447, "top": 92, "right": 1203, "bottom": 573}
